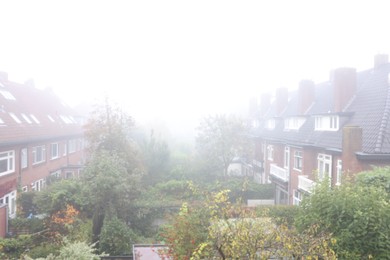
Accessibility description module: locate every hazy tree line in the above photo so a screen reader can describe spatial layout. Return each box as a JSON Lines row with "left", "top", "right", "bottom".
{"left": 0, "top": 103, "right": 388, "bottom": 259}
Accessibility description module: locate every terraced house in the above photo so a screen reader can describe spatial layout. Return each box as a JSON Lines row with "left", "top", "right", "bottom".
{"left": 251, "top": 54, "right": 390, "bottom": 205}
{"left": 0, "top": 72, "right": 85, "bottom": 236}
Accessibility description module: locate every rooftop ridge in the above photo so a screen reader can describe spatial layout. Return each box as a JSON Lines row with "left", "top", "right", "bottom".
{"left": 374, "top": 76, "right": 390, "bottom": 153}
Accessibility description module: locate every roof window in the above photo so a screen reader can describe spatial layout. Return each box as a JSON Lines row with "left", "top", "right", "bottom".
{"left": 0, "top": 90, "right": 16, "bottom": 100}
{"left": 47, "top": 115, "right": 55, "bottom": 122}
{"left": 21, "top": 114, "right": 32, "bottom": 124}
{"left": 30, "top": 114, "right": 40, "bottom": 124}
{"left": 9, "top": 113, "right": 22, "bottom": 124}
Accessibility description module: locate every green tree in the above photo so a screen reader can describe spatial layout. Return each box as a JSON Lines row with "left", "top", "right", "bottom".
{"left": 296, "top": 175, "right": 390, "bottom": 259}
{"left": 196, "top": 114, "right": 252, "bottom": 176}
{"left": 140, "top": 130, "right": 170, "bottom": 185}
{"left": 83, "top": 102, "right": 144, "bottom": 244}
{"left": 99, "top": 216, "right": 138, "bottom": 255}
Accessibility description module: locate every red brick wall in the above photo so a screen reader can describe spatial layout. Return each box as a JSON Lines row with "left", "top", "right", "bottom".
{"left": 0, "top": 205, "right": 7, "bottom": 238}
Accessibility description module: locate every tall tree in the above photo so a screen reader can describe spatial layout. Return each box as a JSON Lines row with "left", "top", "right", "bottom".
{"left": 83, "top": 102, "right": 144, "bottom": 244}
{"left": 196, "top": 114, "right": 252, "bottom": 176}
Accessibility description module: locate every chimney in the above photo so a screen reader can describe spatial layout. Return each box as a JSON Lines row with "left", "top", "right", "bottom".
{"left": 374, "top": 54, "right": 388, "bottom": 69}
{"left": 0, "top": 72, "right": 8, "bottom": 82}
{"left": 259, "top": 93, "right": 271, "bottom": 117}
{"left": 333, "top": 67, "right": 356, "bottom": 112}
{"left": 275, "top": 87, "right": 289, "bottom": 116}
{"left": 298, "top": 80, "right": 315, "bottom": 114}
{"left": 342, "top": 126, "right": 363, "bottom": 175}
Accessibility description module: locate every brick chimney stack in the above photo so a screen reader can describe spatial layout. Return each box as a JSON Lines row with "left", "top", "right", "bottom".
{"left": 259, "top": 93, "right": 271, "bottom": 117}
{"left": 275, "top": 87, "right": 289, "bottom": 116}
{"left": 298, "top": 80, "right": 315, "bottom": 115}
{"left": 342, "top": 125, "right": 363, "bottom": 175}
{"left": 374, "top": 54, "right": 388, "bottom": 69}
{"left": 333, "top": 67, "right": 356, "bottom": 112}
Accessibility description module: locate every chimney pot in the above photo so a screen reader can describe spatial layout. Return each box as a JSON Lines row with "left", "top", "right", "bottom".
{"left": 374, "top": 54, "right": 388, "bottom": 69}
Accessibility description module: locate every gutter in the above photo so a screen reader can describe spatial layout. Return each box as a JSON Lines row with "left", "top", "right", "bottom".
{"left": 355, "top": 152, "right": 390, "bottom": 161}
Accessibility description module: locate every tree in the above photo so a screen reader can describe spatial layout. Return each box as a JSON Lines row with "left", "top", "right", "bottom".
{"left": 296, "top": 174, "right": 390, "bottom": 259}
{"left": 196, "top": 114, "right": 252, "bottom": 176}
{"left": 140, "top": 130, "right": 170, "bottom": 185}
{"left": 160, "top": 185, "right": 336, "bottom": 259}
{"left": 83, "top": 102, "right": 144, "bottom": 244}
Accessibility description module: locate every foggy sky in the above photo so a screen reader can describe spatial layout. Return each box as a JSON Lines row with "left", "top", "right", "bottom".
{"left": 0, "top": 1, "right": 389, "bottom": 139}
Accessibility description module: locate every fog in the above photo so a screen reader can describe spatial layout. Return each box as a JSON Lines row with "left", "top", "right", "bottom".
{"left": 1, "top": 1, "right": 390, "bottom": 142}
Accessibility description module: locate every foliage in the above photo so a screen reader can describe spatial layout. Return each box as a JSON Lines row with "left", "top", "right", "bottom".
{"left": 356, "top": 166, "right": 390, "bottom": 196}
{"left": 45, "top": 204, "right": 80, "bottom": 243}
{"left": 160, "top": 186, "right": 335, "bottom": 259}
{"left": 24, "top": 240, "right": 104, "bottom": 260}
{"left": 256, "top": 205, "right": 299, "bottom": 226}
{"left": 83, "top": 102, "right": 144, "bottom": 244}
{"left": 10, "top": 217, "right": 45, "bottom": 235}
{"left": 196, "top": 114, "right": 253, "bottom": 176}
{"left": 33, "top": 180, "right": 86, "bottom": 216}
{"left": 296, "top": 177, "right": 390, "bottom": 259}
{"left": 17, "top": 192, "right": 38, "bottom": 218}
{"left": 99, "top": 217, "right": 138, "bottom": 256}
{"left": 140, "top": 130, "right": 171, "bottom": 185}
{"left": 0, "top": 235, "right": 33, "bottom": 259}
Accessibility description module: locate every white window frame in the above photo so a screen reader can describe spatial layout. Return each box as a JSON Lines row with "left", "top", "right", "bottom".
{"left": 9, "top": 113, "right": 22, "bottom": 124}
{"left": 284, "top": 146, "right": 290, "bottom": 169}
{"left": 21, "top": 148, "right": 28, "bottom": 169}
{"left": 314, "top": 116, "right": 339, "bottom": 131}
{"left": 267, "top": 145, "right": 274, "bottom": 161}
{"left": 51, "top": 143, "right": 59, "bottom": 159}
{"left": 336, "top": 159, "right": 342, "bottom": 185}
{"left": 68, "top": 139, "right": 76, "bottom": 153}
{"left": 32, "top": 145, "right": 46, "bottom": 165}
{"left": 0, "top": 90, "right": 16, "bottom": 100}
{"left": 0, "top": 150, "right": 15, "bottom": 176}
{"left": 293, "top": 190, "right": 302, "bottom": 205}
{"left": 266, "top": 119, "right": 275, "bottom": 130}
{"left": 293, "top": 150, "right": 303, "bottom": 171}
{"left": 21, "top": 113, "right": 32, "bottom": 124}
{"left": 284, "top": 117, "right": 306, "bottom": 130}
{"left": 317, "top": 153, "right": 332, "bottom": 181}
{"left": 31, "top": 179, "right": 45, "bottom": 192}
{"left": 0, "top": 190, "right": 17, "bottom": 218}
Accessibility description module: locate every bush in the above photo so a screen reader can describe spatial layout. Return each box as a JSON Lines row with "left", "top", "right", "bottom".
{"left": 99, "top": 217, "right": 138, "bottom": 255}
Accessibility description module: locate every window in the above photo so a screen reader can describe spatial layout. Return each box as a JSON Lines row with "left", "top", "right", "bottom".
{"left": 69, "top": 140, "right": 76, "bottom": 153}
{"left": 0, "top": 150, "right": 15, "bottom": 176}
{"left": 65, "top": 171, "right": 74, "bottom": 179}
{"left": 31, "top": 179, "right": 45, "bottom": 191}
{"left": 267, "top": 145, "right": 274, "bottom": 161}
{"left": 21, "top": 113, "right": 32, "bottom": 124}
{"left": 293, "top": 190, "right": 302, "bottom": 205}
{"left": 284, "top": 117, "right": 306, "bottom": 130}
{"left": 336, "top": 160, "right": 342, "bottom": 185}
{"left": 0, "top": 90, "right": 16, "bottom": 100}
{"left": 9, "top": 113, "right": 22, "bottom": 124}
{"left": 284, "top": 147, "right": 290, "bottom": 168}
{"left": 32, "top": 145, "right": 46, "bottom": 164}
{"left": 0, "top": 191, "right": 17, "bottom": 218}
{"left": 317, "top": 153, "right": 332, "bottom": 181}
{"left": 51, "top": 143, "right": 59, "bottom": 159}
{"left": 314, "top": 116, "right": 339, "bottom": 131}
{"left": 294, "top": 151, "right": 303, "bottom": 171}
{"left": 21, "top": 148, "right": 28, "bottom": 169}
{"left": 266, "top": 119, "right": 276, "bottom": 130}
{"left": 63, "top": 143, "right": 67, "bottom": 156}
{"left": 51, "top": 170, "right": 61, "bottom": 179}
{"left": 47, "top": 115, "right": 55, "bottom": 122}
{"left": 30, "top": 114, "right": 40, "bottom": 124}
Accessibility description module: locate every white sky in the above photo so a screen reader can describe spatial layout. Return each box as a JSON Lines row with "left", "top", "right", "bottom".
{"left": 0, "top": 1, "right": 390, "bottom": 136}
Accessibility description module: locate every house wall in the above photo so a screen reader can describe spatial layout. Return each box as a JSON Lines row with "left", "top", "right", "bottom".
{"left": 0, "top": 205, "right": 7, "bottom": 238}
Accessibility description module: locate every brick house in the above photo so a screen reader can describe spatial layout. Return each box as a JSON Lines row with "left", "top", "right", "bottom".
{"left": 251, "top": 54, "right": 390, "bottom": 205}
{"left": 0, "top": 72, "right": 85, "bottom": 234}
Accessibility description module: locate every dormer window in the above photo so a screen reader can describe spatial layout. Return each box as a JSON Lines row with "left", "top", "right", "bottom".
{"left": 314, "top": 116, "right": 339, "bottom": 131}
{"left": 284, "top": 117, "right": 306, "bottom": 130}
{"left": 0, "top": 90, "right": 16, "bottom": 100}
{"left": 266, "top": 119, "right": 275, "bottom": 130}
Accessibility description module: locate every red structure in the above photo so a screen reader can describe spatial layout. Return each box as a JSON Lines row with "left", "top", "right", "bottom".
{"left": 0, "top": 72, "right": 85, "bottom": 236}
{"left": 250, "top": 54, "right": 390, "bottom": 204}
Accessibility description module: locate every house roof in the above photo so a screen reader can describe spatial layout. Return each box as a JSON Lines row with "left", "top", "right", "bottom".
{"left": 0, "top": 75, "right": 83, "bottom": 147}
{"left": 253, "top": 61, "right": 390, "bottom": 154}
